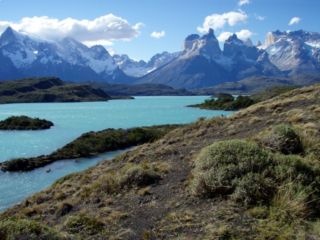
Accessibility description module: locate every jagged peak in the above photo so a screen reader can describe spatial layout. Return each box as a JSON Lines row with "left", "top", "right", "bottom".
{"left": 201, "top": 28, "right": 217, "bottom": 40}
{"left": 225, "top": 34, "right": 245, "bottom": 46}
{"left": 0, "top": 26, "right": 23, "bottom": 42}
{"left": 185, "top": 34, "right": 200, "bottom": 42}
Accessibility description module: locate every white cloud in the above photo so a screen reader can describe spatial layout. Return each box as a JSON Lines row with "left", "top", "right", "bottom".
{"left": 0, "top": 14, "right": 143, "bottom": 46}
{"left": 217, "top": 32, "right": 233, "bottom": 42}
{"left": 238, "top": 0, "right": 250, "bottom": 6}
{"left": 197, "top": 11, "right": 248, "bottom": 33}
{"left": 217, "top": 29, "right": 253, "bottom": 42}
{"left": 288, "top": 17, "right": 301, "bottom": 26}
{"left": 150, "top": 30, "right": 166, "bottom": 39}
{"left": 236, "top": 29, "right": 253, "bottom": 40}
{"left": 255, "top": 14, "right": 265, "bottom": 21}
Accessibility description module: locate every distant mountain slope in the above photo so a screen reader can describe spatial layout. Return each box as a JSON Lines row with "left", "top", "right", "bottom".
{"left": 0, "top": 77, "right": 111, "bottom": 103}
{"left": 263, "top": 30, "right": 320, "bottom": 74}
{"left": 113, "top": 51, "right": 179, "bottom": 77}
{"left": 0, "top": 27, "right": 133, "bottom": 83}
{"left": 1, "top": 27, "right": 320, "bottom": 90}
{"left": 99, "top": 83, "right": 193, "bottom": 96}
{"left": 194, "top": 74, "right": 320, "bottom": 95}
{"left": 138, "top": 29, "right": 283, "bottom": 89}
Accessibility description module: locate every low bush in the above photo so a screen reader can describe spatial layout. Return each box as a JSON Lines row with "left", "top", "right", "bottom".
{"left": 64, "top": 214, "right": 104, "bottom": 236}
{"left": 0, "top": 218, "right": 63, "bottom": 240}
{"left": 192, "top": 140, "right": 320, "bottom": 210}
{"left": 257, "top": 124, "right": 303, "bottom": 155}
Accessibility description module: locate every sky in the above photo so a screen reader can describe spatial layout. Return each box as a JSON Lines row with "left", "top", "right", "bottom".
{"left": 0, "top": 0, "right": 319, "bottom": 61}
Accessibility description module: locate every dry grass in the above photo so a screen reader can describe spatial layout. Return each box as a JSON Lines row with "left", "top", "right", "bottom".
{"left": 1, "top": 84, "right": 320, "bottom": 239}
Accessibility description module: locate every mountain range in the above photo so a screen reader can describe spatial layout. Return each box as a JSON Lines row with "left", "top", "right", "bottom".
{"left": 0, "top": 26, "right": 320, "bottom": 90}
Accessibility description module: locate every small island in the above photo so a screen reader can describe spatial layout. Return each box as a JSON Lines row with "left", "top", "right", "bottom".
{"left": 0, "top": 116, "right": 54, "bottom": 130}
{"left": 0, "top": 124, "right": 180, "bottom": 171}
{"left": 189, "top": 93, "right": 255, "bottom": 111}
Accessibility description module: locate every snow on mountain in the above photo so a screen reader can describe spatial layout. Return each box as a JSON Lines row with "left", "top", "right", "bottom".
{"left": 263, "top": 30, "right": 320, "bottom": 73}
{"left": 0, "top": 27, "right": 126, "bottom": 82}
{"left": 113, "top": 51, "right": 179, "bottom": 77}
{"left": 1, "top": 26, "right": 320, "bottom": 88}
{"left": 0, "top": 27, "right": 46, "bottom": 68}
{"left": 56, "top": 38, "right": 117, "bottom": 74}
{"left": 181, "top": 29, "right": 221, "bottom": 60}
{"left": 138, "top": 29, "right": 283, "bottom": 89}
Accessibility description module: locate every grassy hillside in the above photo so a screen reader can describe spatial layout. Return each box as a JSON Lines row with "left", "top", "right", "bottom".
{"left": 0, "top": 77, "right": 112, "bottom": 103}
{"left": 1, "top": 84, "right": 320, "bottom": 239}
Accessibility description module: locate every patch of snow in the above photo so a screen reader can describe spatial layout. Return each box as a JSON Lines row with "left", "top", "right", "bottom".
{"left": 306, "top": 42, "right": 320, "bottom": 49}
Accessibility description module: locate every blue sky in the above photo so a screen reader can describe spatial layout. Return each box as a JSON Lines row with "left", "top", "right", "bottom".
{"left": 0, "top": 0, "right": 319, "bottom": 60}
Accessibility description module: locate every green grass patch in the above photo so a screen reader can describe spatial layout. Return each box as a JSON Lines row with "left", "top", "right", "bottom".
{"left": 0, "top": 218, "right": 64, "bottom": 240}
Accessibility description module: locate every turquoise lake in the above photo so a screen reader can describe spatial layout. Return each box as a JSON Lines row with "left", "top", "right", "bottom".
{"left": 0, "top": 96, "right": 231, "bottom": 211}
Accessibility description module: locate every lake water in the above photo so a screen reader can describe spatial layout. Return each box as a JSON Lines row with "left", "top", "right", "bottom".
{"left": 0, "top": 96, "right": 231, "bottom": 211}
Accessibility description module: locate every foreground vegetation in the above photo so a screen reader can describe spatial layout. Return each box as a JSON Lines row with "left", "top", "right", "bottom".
{"left": 0, "top": 125, "right": 180, "bottom": 172}
{"left": 1, "top": 84, "right": 320, "bottom": 239}
{"left": 0, "top": 116, "right": 53, "bottom": 130}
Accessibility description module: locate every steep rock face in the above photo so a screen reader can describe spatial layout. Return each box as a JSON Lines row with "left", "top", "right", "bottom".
{"left": 1, "top": 26, "right": 320, "bottom": 89}
{"left": 223, "top": 34, "right": 281, "bottom": 80}
{"left": 0, "top": 27, "right": 131, "bottom": 83}
{"left": 138, "top": 29, "right": 282, "bottom": 89}
{"left": 263, "top": 30, "right": 320, "bottom": 74}
{"left": 223, "top": 34, "right": 259, "bottom": 60}
{"left": 182, "top": 29, "right": 222, "bottom": 60}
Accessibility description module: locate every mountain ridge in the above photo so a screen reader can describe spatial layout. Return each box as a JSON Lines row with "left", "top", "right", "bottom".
{"left": 1, "top": 27, "right": 320, "bottom": 90}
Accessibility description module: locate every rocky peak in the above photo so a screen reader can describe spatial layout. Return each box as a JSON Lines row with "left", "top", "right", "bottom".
{"left": 90, "top": 45, "right": 111, "bottom": 58}
{"left": 264, "top": 32, "right": 277, "bottom": 47}
{"left": 225, "top": 34, "right": 243, "bottom": 45}
{"left": 184, "top": 34, "right": 200, "bottom": 50}
{"left": 223, "top": 34, "right": 259, "bottom": 60}
{"left": 0, "top": 27, "right": 24, "bottom": 47}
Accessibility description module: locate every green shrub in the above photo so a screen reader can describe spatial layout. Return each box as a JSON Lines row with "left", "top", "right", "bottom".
{"left": 0, "top": 218, "right": 63, "bottom": 240}
{"left": 64, "top": 214, "right": 104, "bottom": 236}
{"left": 258, "top": 124, "right": 303, "bottom": 155}
{"left": 190, "top": 94, "right": 254, "bottom": 111}
{"left": 192, "top": 140, "right": 320, "bottom": 209}
{"left": 192, "top": 140, "right": 273, "bottom": 203}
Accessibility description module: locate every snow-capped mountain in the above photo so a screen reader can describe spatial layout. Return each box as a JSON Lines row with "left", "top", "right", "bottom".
{"left": 113, "top": 51, "right": 179, "bottom": 77}
{"left": 138, "top": 29, "right": 282, "bottom": 89}
{"left": 1, "top": 26, "right": 320, "bottom": 89}
{"left": 262, "top": 30, "right": 320, "bottom": 74}
{"left": 0, "top": 27, "right": 132, "bottom": 83}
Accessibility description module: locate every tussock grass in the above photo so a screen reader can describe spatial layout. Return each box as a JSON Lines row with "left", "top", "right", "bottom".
{"left": 255, "top": 124, "right": 303, "bottom": 155}
{"left": 0, "top": 218, "right": 64, "bottom": 240}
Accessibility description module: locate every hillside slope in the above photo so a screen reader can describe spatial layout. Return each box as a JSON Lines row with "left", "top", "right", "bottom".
{"left": 0, "top": 77, "right": 111, "bottom": 103}
{"left": 194, "top": 75, "right": 320, "bottom": 95}
{"left": 1, "top": 84, "right": 320, "bottom": 239}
